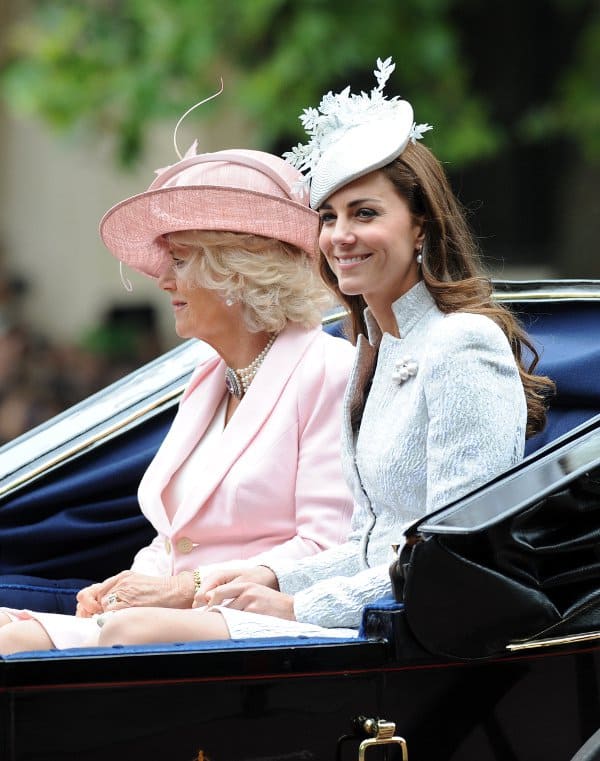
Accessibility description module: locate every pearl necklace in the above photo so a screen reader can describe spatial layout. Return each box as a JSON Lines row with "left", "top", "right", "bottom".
{"left": 225, "top": 334, "right": 277, "bottom": 399}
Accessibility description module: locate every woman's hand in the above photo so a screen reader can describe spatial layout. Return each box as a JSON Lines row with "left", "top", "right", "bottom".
{"left": 193, "top": 566, "right": 279, "bottom": 608}
{"left": 75, "top": 582, "right": 104, "bottom": 617}
{"left": 204, "top": 580, "right": 295, "bottom": 621}
{"left": 76, "top": 570, "right": 195, "bottom": 615}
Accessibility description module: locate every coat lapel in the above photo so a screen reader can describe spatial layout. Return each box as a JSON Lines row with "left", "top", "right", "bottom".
{"left": 137, "top": 351, "right": 225, "bottom": 533}
{"left": 171, "top": 323, "right": 320, "bottom": 530}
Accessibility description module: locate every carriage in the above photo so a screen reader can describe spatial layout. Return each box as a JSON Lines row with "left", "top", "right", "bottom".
{"left": 1, "top": 280, "right": 599, "bottom": 761}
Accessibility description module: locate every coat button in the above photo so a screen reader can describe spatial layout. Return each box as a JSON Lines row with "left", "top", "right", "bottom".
{"left": 176, "top": 537, "right": 194, "bottom": 554}
{"left": 164, "top": 538, "right": 171, "bottom": 554}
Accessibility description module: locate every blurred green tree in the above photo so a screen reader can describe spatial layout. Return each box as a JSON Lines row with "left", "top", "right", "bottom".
{"left": 1, "top": 0, "right": 597, "bottom": 167}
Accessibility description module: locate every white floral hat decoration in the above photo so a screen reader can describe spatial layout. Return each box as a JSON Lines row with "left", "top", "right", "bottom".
{"left": 284, "top": 57, "right": 432, "bottom": 209}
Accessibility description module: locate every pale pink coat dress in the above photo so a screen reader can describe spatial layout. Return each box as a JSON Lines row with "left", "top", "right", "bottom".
{"left": 2, "top": 323, "right": 355, "bottom": 647}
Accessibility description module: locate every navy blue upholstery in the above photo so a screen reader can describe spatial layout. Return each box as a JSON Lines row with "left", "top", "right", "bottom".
{"left": 519, "top": 303, "right": 600, "bottom": 453}
{"left": 0, "top": 576, "right": 90, "bottom": 614}
{"left": 1, "top": 299, "right": 599, "bottom": 618}
{"left": 0, "top": 632, "right": 362, "bottom": 661}
{"left": 0, "top": 411, "right": 170, "bottom": 610}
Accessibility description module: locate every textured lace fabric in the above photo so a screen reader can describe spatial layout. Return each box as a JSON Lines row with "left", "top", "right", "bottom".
{"left": 270, "top": 281, "right": 527, "bottom": 630}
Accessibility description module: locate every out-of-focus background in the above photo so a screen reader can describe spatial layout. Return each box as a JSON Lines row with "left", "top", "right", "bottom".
{"left": 0, "top": 0, "right": 599, "bottom": 443}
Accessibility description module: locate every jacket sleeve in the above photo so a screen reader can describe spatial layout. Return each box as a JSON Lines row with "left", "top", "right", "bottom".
{"left": 130, "top": 533, "right": 171, "bottom": 576}
{"left": 266, "top": 504, "right": 390, "bottom": 628}
{"left": 267, "top": 537, "right": 360, "bottom": 593}
{"left": 422, "top": 314, "right": 527, "bottom": 512}
{"left": 291, "top": 562, "right": 393, "bottom": 628}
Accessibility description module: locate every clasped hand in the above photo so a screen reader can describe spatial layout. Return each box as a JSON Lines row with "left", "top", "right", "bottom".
{"left": 75, "top": 566, "right": 294, "bottom": 621}
{"left": 194, "top": 566, "right": 296, "bottom": 621}
{"left": 75, "top": 570, "right": 195, "bottom": 617}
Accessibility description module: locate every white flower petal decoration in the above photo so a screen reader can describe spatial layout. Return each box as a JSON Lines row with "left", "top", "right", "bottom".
{"left": 283, "top": 57, "right": 433, "bottom": 208}
{"left": 409, "top": 123, "right": 434, "bottom": 143}
{"left": 392, "top": 357, "right": 419, "bottom": 385}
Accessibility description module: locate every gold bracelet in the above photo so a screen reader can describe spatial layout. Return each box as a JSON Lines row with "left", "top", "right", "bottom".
{"left": 192, "top": 569, "right": 202, "bottom": 592}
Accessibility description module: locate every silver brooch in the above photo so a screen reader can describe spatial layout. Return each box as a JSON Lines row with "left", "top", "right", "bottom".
{"left": 393, "top": 357, "right": 418, "bottom": 385}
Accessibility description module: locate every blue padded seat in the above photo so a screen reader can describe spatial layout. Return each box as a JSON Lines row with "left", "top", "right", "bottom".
{"left": 519, "top": 302, "right": 600, "bottom": 453}
{"left": 0, "top": 410, "right": 169, "bottom": 611}
{"left": 0, "top": 634, "right": 363, "bottom": 661}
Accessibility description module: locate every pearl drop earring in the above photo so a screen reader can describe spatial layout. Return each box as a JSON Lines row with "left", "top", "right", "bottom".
{"left": 416, "top": 247, "right": 423, "bottom": 265}
{"left": 225, "top": 297, "right": 235, "bottom": 307}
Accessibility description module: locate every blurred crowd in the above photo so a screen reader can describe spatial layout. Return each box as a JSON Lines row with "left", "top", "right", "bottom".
{"left": 0, "top": 264, "right": 164, "bottom": 446}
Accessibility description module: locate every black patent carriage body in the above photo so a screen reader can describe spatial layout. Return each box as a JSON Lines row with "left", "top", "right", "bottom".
{"left": 0, "top": 280, "right": 599, "bottom": 761}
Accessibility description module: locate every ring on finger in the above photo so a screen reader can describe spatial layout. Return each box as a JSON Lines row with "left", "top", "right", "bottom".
{"left": 106, "top": 592, "right": 120, "bottom": 607}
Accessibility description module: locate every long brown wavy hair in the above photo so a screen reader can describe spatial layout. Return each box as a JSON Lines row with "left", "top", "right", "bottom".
{"left": 318, "top": 140, "right": 555, "bottom": 438}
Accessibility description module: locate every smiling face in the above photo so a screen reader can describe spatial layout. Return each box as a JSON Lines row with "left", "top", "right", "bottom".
{"left": 157, "top": 244, "right": 240, "bottom": 343}
{"left": 318, "top": 170, "right": 424, "bottom": 313}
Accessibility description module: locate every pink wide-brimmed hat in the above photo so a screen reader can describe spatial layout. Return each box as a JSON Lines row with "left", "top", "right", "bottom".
{"left": 100, "top": 145, "right": 319, "bottom": 278}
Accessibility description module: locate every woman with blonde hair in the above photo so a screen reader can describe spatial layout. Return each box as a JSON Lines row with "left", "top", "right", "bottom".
{"left": 0, "top": 145, "right": 355, "bottom": 653}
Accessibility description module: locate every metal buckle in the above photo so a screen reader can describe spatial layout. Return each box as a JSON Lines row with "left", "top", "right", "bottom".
{"left": 357, "top": 718, "right": 408, "bottom": 761}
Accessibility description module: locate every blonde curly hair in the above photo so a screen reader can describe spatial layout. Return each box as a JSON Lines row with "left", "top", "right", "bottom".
{"left": 165, "top": 230, "right": 333, "bottom": 333}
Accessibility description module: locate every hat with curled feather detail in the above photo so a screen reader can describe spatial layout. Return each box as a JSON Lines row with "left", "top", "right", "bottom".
{"left": 100, "top": 143, "right": 319, "bottom": 279}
